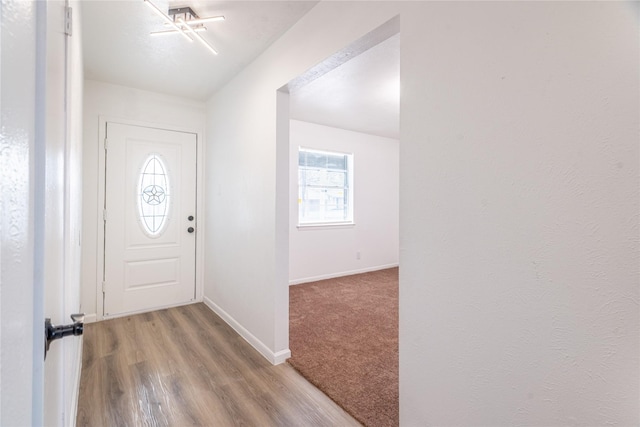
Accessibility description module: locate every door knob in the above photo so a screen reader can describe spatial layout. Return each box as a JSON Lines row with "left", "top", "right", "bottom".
{"left": 187, "top": 227, "right": 194, "bottom": 233}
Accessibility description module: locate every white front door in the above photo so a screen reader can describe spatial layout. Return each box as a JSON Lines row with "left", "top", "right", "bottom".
{"left": 104, "top": 122, "right": 197, "bottom": 317}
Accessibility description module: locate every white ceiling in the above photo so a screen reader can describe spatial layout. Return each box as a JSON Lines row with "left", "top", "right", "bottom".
{"left": 290, "top": 33, "right": 399, "bottom": 139}
{"left": 81, "top": 1, "right": 399, "bottom": 139}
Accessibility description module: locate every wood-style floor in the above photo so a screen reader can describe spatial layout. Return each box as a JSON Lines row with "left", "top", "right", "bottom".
{"left": 76, "top": 303, "right": 360, "bottom": 426}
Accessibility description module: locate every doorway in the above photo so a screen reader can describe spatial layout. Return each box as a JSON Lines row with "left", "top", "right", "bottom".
{"left": 288, "top": 33, "right": 400, "bottom": 284}
{"left": 102, "top": 122, "right": 198, "bottom": 317}
{"left": 278, "top": 16, "right": 400, "bottom": 426}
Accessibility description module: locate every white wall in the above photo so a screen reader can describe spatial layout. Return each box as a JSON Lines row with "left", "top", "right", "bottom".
{"left": 400, "top": 2, "right": 638, "bottom": 425}
{"left": 81, "top": 80, "right": 206, "bottom": 322}
{"left": 206, "top": 1, "right": 638, "bottom": 425}
{"left": 289, "top": 120, "right": 398, "bottom": 284}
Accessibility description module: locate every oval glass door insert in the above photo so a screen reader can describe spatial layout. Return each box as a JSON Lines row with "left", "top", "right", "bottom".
{"left": 138, "top": 154, "right": 170, "bottom": 236}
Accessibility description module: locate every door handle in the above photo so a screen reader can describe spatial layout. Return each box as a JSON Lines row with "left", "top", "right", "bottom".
{"left": 187, "top": 227, "right": 195, "bottom": 233}
{"left": 45, "top": 313, "right": 84, "bottom": 360}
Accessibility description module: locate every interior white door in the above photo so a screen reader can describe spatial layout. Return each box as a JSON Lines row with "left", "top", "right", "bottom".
{"left": 1, "top": 1, "right": 43, "bottom": 424}
{"left": 104, "top": 123, "right": 197, "bottom": 317}
{"left": 42, "top": 1, "right": 76, "bottom": 426}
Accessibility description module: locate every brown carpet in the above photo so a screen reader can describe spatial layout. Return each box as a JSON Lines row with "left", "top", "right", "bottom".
{"left": 288, "top": 268, "right": 399, "bottom": 427}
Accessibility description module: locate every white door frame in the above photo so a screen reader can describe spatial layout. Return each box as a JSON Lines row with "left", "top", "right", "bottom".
{"left": 95, "top": 116, "right": 205, "bottom": 321}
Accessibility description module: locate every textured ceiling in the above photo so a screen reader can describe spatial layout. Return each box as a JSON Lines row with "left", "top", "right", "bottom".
{"left": 290, "top": 33, "right": 400, "bottom": 139}
{"left": 81, "top": 0, "right": 318, "bottom": 101}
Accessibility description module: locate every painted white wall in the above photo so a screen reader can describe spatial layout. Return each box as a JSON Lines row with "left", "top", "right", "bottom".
{"left": 289, "top": 120, "right": 399, "bottom": 284}
{"left": 400, "top": 2, "right": 638, "bottom": 425}
{"left": 206, "top": 1, "right": 639, "bottom": 425}
{"left": 81, "top": 80, "right": 206, "bottom": 322}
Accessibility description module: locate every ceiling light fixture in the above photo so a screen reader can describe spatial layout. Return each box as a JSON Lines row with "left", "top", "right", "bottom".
{"left": 144, "top": 1, "right": 223, "bottom": 56}
{"left": 183, "top": 15, "right": 225, "bottom": 25}
{"left": 150, "top": 27, "right": 207, "bottom": 36}
{"left": 143, "top": 0, "right": 192, "bottom": 42}
{"left": 178, "top": 18, "right": 218, "bottom": 55}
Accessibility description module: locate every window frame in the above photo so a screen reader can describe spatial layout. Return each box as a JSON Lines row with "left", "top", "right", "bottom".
{"left": 297, "top": 146, "right": 354, "bottom": 227}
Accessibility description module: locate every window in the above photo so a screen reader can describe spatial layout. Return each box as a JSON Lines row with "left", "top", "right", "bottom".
{"left": 298, "top": 148, "right": 353, "bottom": 225}
{"left": 137, "top": 153, "right": 170, "bottom": 236}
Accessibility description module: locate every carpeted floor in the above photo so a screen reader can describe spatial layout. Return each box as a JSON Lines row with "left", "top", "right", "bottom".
{"left": 288, "top": 268, "right": 399, "bottom": 427}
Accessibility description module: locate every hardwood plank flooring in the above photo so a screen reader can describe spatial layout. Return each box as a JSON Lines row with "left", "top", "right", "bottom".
{"left": 77, "top": 303, "right": 361, "bottom": 427}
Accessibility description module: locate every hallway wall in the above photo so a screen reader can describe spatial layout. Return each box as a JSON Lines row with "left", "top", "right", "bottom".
{"left": 400, "top": 3, "right": 638, "bottom": 424}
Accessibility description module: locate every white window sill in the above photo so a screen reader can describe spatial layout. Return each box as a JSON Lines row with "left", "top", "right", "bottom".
{"left": 297, "top": 222, "right": 355, "bottom": 230}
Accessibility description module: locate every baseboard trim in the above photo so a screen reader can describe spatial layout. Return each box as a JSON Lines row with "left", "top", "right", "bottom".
{"left": 289, "top": 263, "right": 399, "bottom": 286}
{"left": 203, "top": 296, "right": 291, "bottom": 365}
{"left": 84, "top": 313, "right": 97, "bottom": 324}
{"left": 273, "top": 349, "right": 292, "bottom": 365}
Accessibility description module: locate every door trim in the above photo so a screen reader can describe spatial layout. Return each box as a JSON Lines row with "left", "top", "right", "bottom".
{"left": 95, "top": 116, "right": 205, "bottom": 321}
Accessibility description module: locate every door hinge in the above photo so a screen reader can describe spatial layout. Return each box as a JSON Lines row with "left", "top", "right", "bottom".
{"left": 103, "top": 209, "right": 107, "bottom": 221}
{"left": 64, "top": 6, "right": 73, "bottom": 36}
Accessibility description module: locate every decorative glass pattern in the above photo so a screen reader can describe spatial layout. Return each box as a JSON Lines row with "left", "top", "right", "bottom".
{"left": 138, "top": 154, "right": 170, "bottom": 236}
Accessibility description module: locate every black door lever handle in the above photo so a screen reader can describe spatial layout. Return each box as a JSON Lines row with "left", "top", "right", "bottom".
{"left": 45, "top": 313, "right": 84, "bottom": 360}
